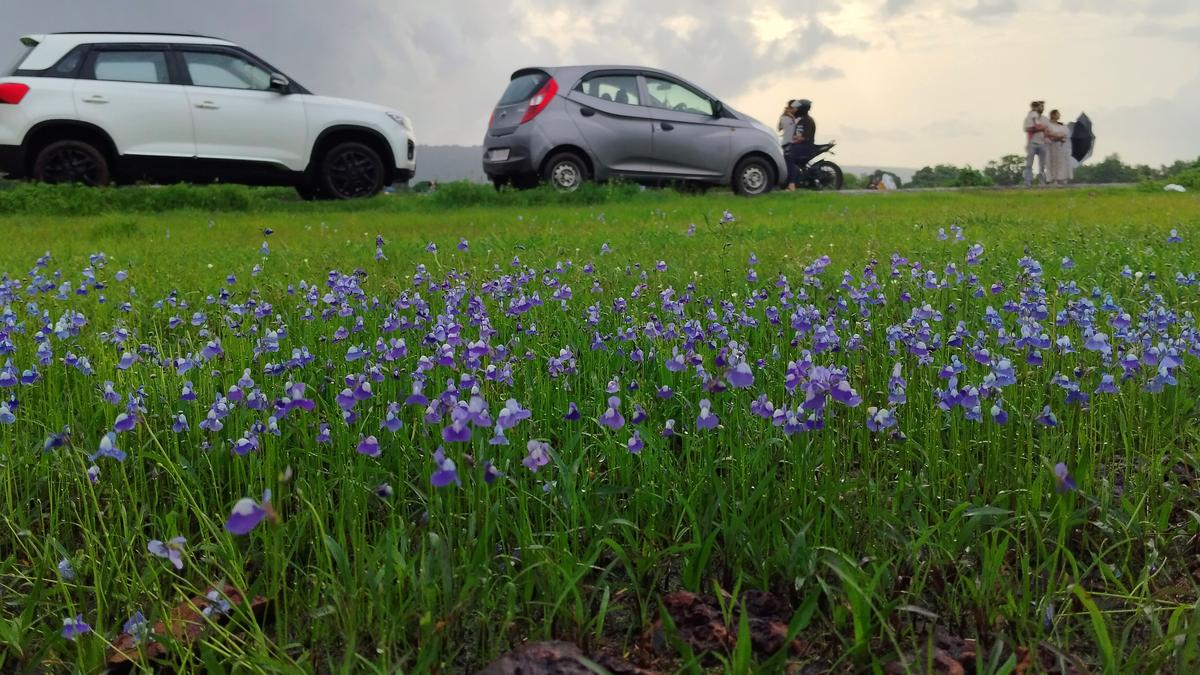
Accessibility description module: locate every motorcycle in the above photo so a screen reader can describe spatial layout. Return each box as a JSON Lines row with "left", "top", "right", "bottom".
{"left": 793, "top": 142, "right": 844, "bottom": 190}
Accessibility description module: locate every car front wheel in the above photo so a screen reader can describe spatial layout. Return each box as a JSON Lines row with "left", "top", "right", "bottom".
{"left": 732, "top": 156, "right": 773, "bottom": 197}
{"left": 319, "top": 142, "right": 385, "bottom": 199}
{"left": 542, "top": 152, "right": 589, "bottom": 191}
{"left": 32, "top": 140, "right": 111, "bottom": 186}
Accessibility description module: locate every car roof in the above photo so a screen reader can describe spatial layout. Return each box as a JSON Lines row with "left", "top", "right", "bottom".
{"left": 18, "top": 33, "right": 235, "bottom": 71}
{"left": 516, "top": 65, "right": 718, "bottom": 98}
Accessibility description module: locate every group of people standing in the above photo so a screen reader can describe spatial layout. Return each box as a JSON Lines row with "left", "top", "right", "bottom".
{"left": 778, "top": 98, "right": 816, "bottom": 191}
{"left": 1023, "top": 100, "right": 1074, "bottom": 187}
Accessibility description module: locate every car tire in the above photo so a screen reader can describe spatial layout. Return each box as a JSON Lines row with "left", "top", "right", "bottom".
{"left": 542, "top": 152, "right": 589, "bottom": 191}
{"left": 732, "top": 156, "right": 773, "bottom": 197}
{"left": 32, "top": 140, "right": 111, "bottom": 187}
{"left": 318, "top": 141, "right": 385, "bottom": 200}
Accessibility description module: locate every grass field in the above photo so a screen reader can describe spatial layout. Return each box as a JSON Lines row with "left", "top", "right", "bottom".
{"left": 2, "top": 185, "right": 1200, "bottom": 673}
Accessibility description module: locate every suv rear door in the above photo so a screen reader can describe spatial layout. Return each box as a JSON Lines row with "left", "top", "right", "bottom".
{"left": 642, "top": 75, "right": 731, "bottom": 178}
{"left": 563, "top": 71, "right": 654, "bottom": 174}
{"left": 175, "top": 46, "right": 307, "bottom": 171}
{"left": 75, "top": 45, "right": 195, "bottom": 158}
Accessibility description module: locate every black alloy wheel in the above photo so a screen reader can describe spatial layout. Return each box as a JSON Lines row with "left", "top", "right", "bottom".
{"left": 33, "top": 140, "right": 110, "bottom": 186}
{"left": 320, "top": 142, "right": 385, "bottom": 199}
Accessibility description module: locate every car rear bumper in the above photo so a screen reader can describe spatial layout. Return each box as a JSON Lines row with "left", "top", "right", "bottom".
{"left": 482, "top": 141, "right": 538, "bottom": 177}
{"left": 0, "top": 144, "right": 24, "bottom": 178}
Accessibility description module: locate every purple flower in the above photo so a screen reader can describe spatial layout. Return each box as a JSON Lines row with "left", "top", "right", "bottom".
{"left": 442, "top": 409, "right": 472, "bottom": 443}
{"left": 90, "top": 432, "right": 126, "bottom": 462}
{"left": 147, "top": 536, "right": 187, "bottom": 570}
{"left": 564, "top": 401, "right": 580, "bottom": 421}
{"left": 225, "top": 490, "right": 272, "bottom": 535}
{"left": 696, "top": 399, "right": 719, "bottom": 430}
{"left": 1054, "top": 462, "right": 1077, "bottom": 492}
{"left": 57, "top": 558, "right": 76, "bottom": 580}
{"left": 113, "top": 412, "right": 136, "bottom": 433}
{"left": 626, "top": 430, "right": 644, "bottom": 454}
{"left": 990, "top": 403, "right": 1009, "bottom": 425}
{"left": 496, "top": 399, "right": 531, "bottom": 430}
{"left": 123, "top": 611, "right": 149, "bottom": 644}
{"left": 523, "top": 440, "right": 552, "bottom": 472}
{"left": 458, "top": 237, "right": 469, "bottom": 251}
{"left": 316, "top": 422, "right": 331, "bottom": 444}
{"left": 600, "top": 396, "right": 625, "bottom": 430}
{"left": 87, "top": 464, "right": 100, "bottom": 484}
{"left": 831, "top": 380, "right": 862, "bottom": 407}
{"left": 61, "top": 614, "right": 91, "bottom": 640}
{"left": 656, "top": 385, "right": 674, "bottom": 399}
{"left": 661, "top": 419, "right": 676, "bottom": 437}
{"left": 356, "top": 435, "right": 381, "bottom": 457}
{"left": 726, "top": 361, "right": 754, "bottom": 389}
{"left": 1036, "top": 405, "right": 1059, "bottom": 427}
{"left": 375, "top": 483, "right": 394, "bottom": 499}
{"left": 1168, "top": 228, "right": 1182, "bottom": 244}
{"left": 865, "top": 407, "right": 896, "bottom": 432}
{"left": 431, "top": 447, "right": 461, "bottom": 487}
{"left": 484, "top": 461, "right": 502, "bottom": 484}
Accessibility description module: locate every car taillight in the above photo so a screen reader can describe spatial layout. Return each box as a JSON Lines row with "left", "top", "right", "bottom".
{"left": 520, "top": 78, "right": 558, "bottom": 124}
{"left": 0, "top": 83, "right": 30, "bottom": 105}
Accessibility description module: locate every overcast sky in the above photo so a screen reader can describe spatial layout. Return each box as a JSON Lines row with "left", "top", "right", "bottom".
{"left": 3, "top": 0, "right": 1198, "bottom": 169}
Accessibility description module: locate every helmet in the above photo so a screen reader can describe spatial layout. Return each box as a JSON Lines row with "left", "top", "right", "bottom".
{"left": 795, "top": 99, "right": 812, "bottom": 114}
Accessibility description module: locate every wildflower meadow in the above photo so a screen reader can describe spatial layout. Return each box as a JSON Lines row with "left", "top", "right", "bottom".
{"left": 1, "top": 185, "right": 1199, "bottom": 672}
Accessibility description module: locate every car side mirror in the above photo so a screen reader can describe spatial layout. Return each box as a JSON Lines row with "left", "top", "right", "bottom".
{"left": 269, "top": 73, "right": 290, "bottom": 93}
{"left": 712, "top": 100, "right": 724, "bottom": 118}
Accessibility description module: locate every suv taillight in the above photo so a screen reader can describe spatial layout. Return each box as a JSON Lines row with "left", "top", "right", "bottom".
{"left": 520, "top": 78, "right": 558, "bottom": 124}
{"left": 0, "top": 83, "right": 30, "bottom": 105}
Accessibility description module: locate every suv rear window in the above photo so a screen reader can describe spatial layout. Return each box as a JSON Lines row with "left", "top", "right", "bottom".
{"left": 498, "top": 72, "right": 547, "bottom": 105}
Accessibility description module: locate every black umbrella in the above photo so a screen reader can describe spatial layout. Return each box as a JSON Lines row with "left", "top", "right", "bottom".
{"left": 1071, "top": 113, "right": 1094, "bottom": 163}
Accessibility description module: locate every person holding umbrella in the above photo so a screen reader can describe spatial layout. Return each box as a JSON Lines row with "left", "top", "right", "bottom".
{"left": 1023, "top": 100, "right": 1049, "bottom": 187}
{"left": 1045, "top": 110, "right": 1073, "bottom": 185}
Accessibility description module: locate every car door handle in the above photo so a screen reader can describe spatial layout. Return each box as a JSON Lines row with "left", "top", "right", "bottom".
{"left": 660, "top": 122, "right": 674, "bottom": 131}
{"left": 580, "top": 108, "right": 595, "bottom": 117}
{"left": 82, "top": 96, "right": 108, "bottom": 104}
{"left": 194, "top": 101, "right": 220, "bottom": 110}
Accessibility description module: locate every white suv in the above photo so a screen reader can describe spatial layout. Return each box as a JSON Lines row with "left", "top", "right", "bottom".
{"left": 0, "top": 33, "right": 416, "bottom": 199}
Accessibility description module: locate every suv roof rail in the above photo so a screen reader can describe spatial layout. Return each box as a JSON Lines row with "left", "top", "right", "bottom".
{"left": 50, "top": 31, "right": 228, "bottom": 40}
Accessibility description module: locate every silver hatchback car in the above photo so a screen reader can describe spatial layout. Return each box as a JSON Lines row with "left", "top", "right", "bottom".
{"left": 482, "top": 66, "right": 786, "bottom": 196}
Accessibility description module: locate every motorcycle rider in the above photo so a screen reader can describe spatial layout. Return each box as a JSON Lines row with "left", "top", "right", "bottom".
{"left": 792, "top": 99, "right": 817, "bottom": 169}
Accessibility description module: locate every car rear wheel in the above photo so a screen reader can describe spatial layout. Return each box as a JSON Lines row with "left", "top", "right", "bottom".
{"left": 319, "top": 142, "right": 385, "bottom": 199}
{"left": 542, "top": 152, "right": 589, "bottom": 192}
{"left": 732, "top": 156, "right": 773, "bottom": 197}
{"left": 32, "top": 140, "right": 111, "bottom": 187}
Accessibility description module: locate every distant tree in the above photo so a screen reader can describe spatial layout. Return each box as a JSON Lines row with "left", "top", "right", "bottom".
{"left": 1073, "top": 154, "right": 1142, "bottom": 184}
{"left": 842, "top": 173, "right": 866, "bottom": 190}
{"left": 907, "top": 164, "right": 962, "bottom": 188}
{"left": 984, "top": 155, "right": 1024, "bottom": 186}
{"left": 953, "top": 167, "right": 993, "bottom": 187}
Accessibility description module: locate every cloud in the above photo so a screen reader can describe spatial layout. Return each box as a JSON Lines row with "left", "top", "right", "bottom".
{"left": 880, "top": 0, "right": 918, "bottom": 16}
{"left": 962, "top": 0, "right": 1019, "bottom": 20}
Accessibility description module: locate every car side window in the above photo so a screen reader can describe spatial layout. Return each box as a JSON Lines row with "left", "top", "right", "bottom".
{"left": 92, "top": 51, "right": 170, "bottom": 84}
{"left": 644, "top": 77, "right": 713, "bottom": 116}
{"left": 574, "top": 75, "right": 640, "bottom": 106}
{"left": 182, "top": 51, "right": 272, "bottom": 90}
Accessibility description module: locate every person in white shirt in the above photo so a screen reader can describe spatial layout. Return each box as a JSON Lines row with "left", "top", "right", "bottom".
{"left": 1044, "top": 109, "right": 1073, "bottom": 186}
{"left": 1023, "top": 100, "right": 1048, "bottom": 187}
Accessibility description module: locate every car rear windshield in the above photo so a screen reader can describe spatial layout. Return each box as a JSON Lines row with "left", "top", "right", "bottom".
{"left": 498, "top": 72, "right": 548, "bottom": 105}
{"left": 7, "top": 45, "right": 34, "bottom": 75}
